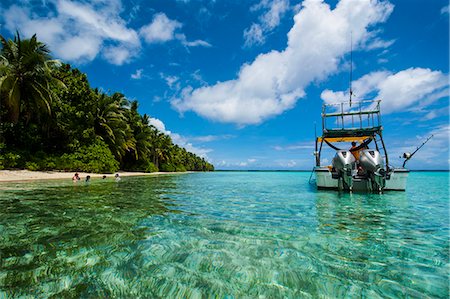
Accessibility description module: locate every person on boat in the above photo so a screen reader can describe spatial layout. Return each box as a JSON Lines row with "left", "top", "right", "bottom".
{"left": 72, "top": 173, "right": 80, "bottom": 182}
{"left": 350, "top": 142, "right": 361, "bottom": 161}
{"left": 115, "top": 173, "right": 121, "bottom": 182}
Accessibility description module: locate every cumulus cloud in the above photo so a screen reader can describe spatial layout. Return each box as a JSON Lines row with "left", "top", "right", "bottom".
{"left": 2, "top": 1, "right": 209, "bottom": 65}
{"left": 2, "top": 0, "right": 140, "bottom": 64}
{"left": 139, "top": 13, "right": 211, "bottom": 47}
{"left": 173, "top": 0, "right": 394, "bottom": 125}
{"left": 140, "top": 13, "right": 182, "bottom": 43}
{"left": 244, "top": 0, "right": 290, "bottom": 47}
{"left": 321, "top": 68, "right": 448, "bottom": 114}
{"left": 170, "top": 133, "right": 213, "bottom": 158}
{"left": 149, "top": 117, "right": 169, "bottom": 134}
{"left": 148, "top": 118, "right": 212, "bottom": 159}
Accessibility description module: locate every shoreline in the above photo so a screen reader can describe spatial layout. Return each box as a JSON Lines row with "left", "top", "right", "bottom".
{"left": 0, "top": 170, "right": 189, "bottom": 182}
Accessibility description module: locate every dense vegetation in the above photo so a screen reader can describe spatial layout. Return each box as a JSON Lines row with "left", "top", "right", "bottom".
{"left": 0, "top": 33, "right": 214, "bottom": 173}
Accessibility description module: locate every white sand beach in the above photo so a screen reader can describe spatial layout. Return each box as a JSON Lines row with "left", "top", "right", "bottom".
{"left": 0, "top": 170, "right": 182, "bottom": 182}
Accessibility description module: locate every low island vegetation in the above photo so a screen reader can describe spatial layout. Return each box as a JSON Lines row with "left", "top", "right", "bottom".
{"left": 0, "top": 33, "right": 214, "bottom": 173}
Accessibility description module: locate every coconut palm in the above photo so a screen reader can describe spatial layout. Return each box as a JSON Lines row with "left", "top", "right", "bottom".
{"left": 93, "top": 91, "right": 135, "bottom": 160}
{"left": 0, "top": 33, "right": 63, "bottom": 124}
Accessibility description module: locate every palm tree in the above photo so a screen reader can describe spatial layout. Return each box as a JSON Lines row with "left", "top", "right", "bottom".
{"left": 0, "top": 33, "right": 63, "bottom": 124}
{"left": 93, "top": 91, "right": 135, "bottom": 160}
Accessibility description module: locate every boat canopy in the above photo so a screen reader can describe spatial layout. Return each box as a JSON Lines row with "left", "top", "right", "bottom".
{"left": 321, "top": 100, "right": 382, "bottom": 138}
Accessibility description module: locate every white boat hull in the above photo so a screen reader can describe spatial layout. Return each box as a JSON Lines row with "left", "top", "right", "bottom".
{"left": 314, "top": 167, "right": 409, "bottom": 191}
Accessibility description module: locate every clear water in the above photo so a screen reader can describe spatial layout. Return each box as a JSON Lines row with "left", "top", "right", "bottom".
{"left": 0, "top": 172, "right": 448, "bottom": 298}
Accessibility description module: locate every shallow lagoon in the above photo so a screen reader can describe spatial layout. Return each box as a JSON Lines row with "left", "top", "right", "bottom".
{"left": 0, "top": 172, "right": 448, "bottom": 298}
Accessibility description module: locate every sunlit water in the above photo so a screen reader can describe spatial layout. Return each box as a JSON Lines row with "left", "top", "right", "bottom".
{"left": 0, "top": 172, "right": 448, "bottom": 298}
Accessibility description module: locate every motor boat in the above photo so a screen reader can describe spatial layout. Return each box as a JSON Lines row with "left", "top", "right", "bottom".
{"left": 314, "top": 100, "right": 409, "bottom": 192}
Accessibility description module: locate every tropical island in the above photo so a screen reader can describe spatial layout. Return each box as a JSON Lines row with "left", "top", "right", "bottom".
{"left": 0, "top": 33, "right": 214, "bottom": 174}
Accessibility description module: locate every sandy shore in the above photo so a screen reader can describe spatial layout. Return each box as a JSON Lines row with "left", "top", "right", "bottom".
{"left": 0, "top": 170, "right": 184, "bottom": 182}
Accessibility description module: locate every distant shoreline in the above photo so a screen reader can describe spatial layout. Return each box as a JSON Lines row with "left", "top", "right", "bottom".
{"left": 0, "top": 170, "right": 190, "bottom": 182}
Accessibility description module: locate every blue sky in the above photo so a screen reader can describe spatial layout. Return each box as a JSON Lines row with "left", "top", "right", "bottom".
{"left": 1, "top": 0, "right": 448, "bottom": 170}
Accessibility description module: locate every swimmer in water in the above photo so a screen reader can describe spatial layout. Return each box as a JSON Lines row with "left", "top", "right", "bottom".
{"left": 72, "top": 173, "right": 80, "bottom": 182}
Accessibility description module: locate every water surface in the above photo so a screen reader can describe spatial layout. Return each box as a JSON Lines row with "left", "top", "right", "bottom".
{"left": 0, "top": 172, "right": 448, "bottom": 298}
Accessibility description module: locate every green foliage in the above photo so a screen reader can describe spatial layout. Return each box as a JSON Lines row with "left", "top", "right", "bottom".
{"left": 0, "top": 33, "right": 63, "bottom": 125}
{"left": 60, "top": 140, "right": 119, "bottom": 173}
{"left": 0, "top": 151, "right": 23, "bottom": 169}
{"left": 25, "top": 162, "right": 39, "bottom": 171}
{"left": 0, "top": 33, "right": 214, "bottom": 173}
{"left": 145, "top": 162, "right": 159, "bottom": 173}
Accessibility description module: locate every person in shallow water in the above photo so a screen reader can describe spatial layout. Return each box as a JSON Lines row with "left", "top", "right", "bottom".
{"left": 72, "top": 173, "right": 80, "bottom": 182}
{"left": 85, "top": 175, "right": 91, "bottom": 183}
{"left": 102, "top": 175, "right": 107, "bottom": 179}
{"left": 115, "top": 173, "right": 121, "bottom": 182}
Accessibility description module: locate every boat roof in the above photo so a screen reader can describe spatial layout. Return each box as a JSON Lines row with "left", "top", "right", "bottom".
{"left": 321, "top": 100, "right": 382, "bottom": 138}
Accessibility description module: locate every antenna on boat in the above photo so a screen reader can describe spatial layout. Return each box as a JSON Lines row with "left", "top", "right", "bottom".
{"left": 349, "top": 31, "right": 353, "bottom": 107}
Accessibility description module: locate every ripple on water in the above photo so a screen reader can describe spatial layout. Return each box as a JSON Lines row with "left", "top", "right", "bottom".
{"left": 0, "top": 172, "right": 448, "bottom": 298}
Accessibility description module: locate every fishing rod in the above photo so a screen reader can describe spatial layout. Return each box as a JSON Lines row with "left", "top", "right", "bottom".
{"left": 401, "top": 134, "right": 434, "bottom": 168}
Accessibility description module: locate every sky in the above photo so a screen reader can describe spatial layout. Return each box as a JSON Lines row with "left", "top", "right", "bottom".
{"left": 1, "top": 0, "right": 449, "bottom": 170}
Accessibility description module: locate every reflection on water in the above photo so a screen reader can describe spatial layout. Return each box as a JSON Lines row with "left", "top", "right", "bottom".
{"left": 0, "top": 172, "right": 448, "bottom": 298}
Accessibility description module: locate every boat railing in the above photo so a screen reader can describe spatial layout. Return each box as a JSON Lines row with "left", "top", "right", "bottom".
{"left": 322, "top": 100, "right": 381, "bottom": 132}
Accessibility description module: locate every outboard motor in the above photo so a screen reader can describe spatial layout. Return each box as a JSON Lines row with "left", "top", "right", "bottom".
{"left": 332, "top": 150, "right": 355, "bottom": 191}
{"left": 359, "top": 149, "right": 386, "bottom": 191}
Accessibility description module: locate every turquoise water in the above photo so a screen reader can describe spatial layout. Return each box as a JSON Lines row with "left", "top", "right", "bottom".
{"left": 0, "top": 172, "right": 448, "bottom": 298}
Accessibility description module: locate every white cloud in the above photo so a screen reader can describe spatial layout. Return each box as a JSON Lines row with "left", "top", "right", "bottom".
{"left": 244, "top": 0, "right": 290, "bottom": 47}
{"left": 140, "top": 13, "right": 211, "bottom": 47}
{"left": 2, "top": 1, "right": 209, "bottom": 65}
{"left": 391, "top": 124, "right": 449, "bottom": 169}
{"left": 57, "top": 0, "right": 139, "bottom": 44}
{"left": 321, "top": 68, "right": 448, "bottom": 114}
{"left": 170, "top": 133, "right": 212, "bottom": 158}
{"left": 140, "top": 13, "right": 182, "bottom": 43}
{"left": 278, "top": 160, "right": 297, "bottom": 167}
{"left": 160, "top": 73, "right": 180, "bottom": 90}
{"left": 244, "top": 23, "right": 265, "bottom": 47}
{"left": 3, "top": 0, "right": 140, "bottom": 65}
{"left": 56, "top": 34, "right": 102, "bottom": 61}
{"left": 179, "top": 37, "right": 212, "bottom": 47}
{"left": 131, "top": 69, "right": 143, "bottom": 80}
{"left": 149, "top": 117, "right": 170, "bottom": 134}
{"left": 365, "top": 38, "right": 395, "bottom": 50}
{"left": 237, "top": 158, "right": 258, "bottom": 167}
{"left": 148, "top": 118, "right": 212, "bottom": 159}
{"left": 258, "top": 0, "right": 290, "bottom": 30}
{"left": 423, "top": 106, "right": 449, "bottom": 121}
{"left": 441, "top": 4, "right": 449, "bottom": 15}
{"left": 173, "top": 0, "right": 394, "bottom": 125}
{"left": 103, "top": 45, "right": 135, "bottom": 65}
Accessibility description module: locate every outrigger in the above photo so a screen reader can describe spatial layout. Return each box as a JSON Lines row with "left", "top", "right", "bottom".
{"left": 314, "top": 100, "right": 409, "bottom": 192}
